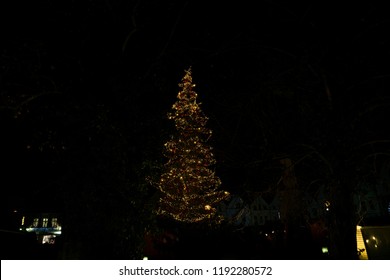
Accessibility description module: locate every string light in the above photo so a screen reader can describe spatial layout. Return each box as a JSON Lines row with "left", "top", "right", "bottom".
{"left": 157, "top": 67, "right": 230, "bottom": 223}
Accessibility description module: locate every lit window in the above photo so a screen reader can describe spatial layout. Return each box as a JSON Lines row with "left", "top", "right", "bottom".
{"left": 21, "top": 216, "right": 25, "bottom": 226}
{"left": 42, "top": 235, "right": 56, "bottom": 244}
{"left": 42, "top": 218, "right": 48, "bottom": 228}
{"left": 51, "top": 218, "right": 58, "bottom": 228}
{"left": 33, "top": 218, "right": 39, "bottom": 227}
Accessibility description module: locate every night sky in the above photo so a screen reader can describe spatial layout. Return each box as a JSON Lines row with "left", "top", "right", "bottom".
{"left": 1, "top": 0, "right": 390, "bottom": 259}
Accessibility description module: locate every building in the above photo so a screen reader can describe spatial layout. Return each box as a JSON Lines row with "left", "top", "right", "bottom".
{"left": 20, "top": 212, "right": 62, "bottom": 245}
{"left": 219, "top": 182, "right": 388, "bottom": 226}
{"left": 218, "top": 182, "right": 390, "bottom": 259}
{"left": 218, "top": 194, "right": 281, "bottom": 227}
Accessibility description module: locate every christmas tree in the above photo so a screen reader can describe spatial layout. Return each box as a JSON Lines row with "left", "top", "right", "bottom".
{"left": 157, "top": 67, "right": 229, "bottom": 223}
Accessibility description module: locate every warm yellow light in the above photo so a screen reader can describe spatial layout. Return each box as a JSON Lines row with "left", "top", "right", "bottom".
{"left": 322, "top": 247, "right": 328, "bottom": 254}
{"left": 157, "top": 67, "right": 229, "bottom": 224}
{"left": 372, "top": 236, "right": 376, "bottom": 240}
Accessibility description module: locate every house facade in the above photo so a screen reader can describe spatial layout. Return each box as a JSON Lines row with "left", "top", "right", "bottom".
{"left": 218, "top": 182, "right": 389, "bottom": 227}
{"left": 20, "top": 212, "right": 62, "bottom": 244}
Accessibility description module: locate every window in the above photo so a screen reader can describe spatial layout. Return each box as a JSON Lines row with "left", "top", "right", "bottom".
{"left": 33, "top": 218, "right": 39, "bottom": 227}
{"left": 42, "top": 235, "right": 56, "bottom": 244}
{"left": 51, "top": 218, "right": 58, "bottom": 228}
{"left": 42, "top": 218, "right": 48, "bottom": 228}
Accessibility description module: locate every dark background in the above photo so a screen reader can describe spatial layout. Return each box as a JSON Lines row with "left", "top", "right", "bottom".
{"left": 1, "top": 0, "right": 389, "bottom": 259}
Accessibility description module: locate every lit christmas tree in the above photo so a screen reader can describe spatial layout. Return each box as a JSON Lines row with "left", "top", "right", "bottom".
{"left": 157, "top": 67, "right": 229, "bottom": 223}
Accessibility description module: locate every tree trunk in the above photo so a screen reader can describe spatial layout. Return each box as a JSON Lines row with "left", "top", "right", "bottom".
{"left": 278, "top": 158, "right": 311, "bottom": 257}
{"left": 328, "top": 171, "right": 358, "bottom": 259}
